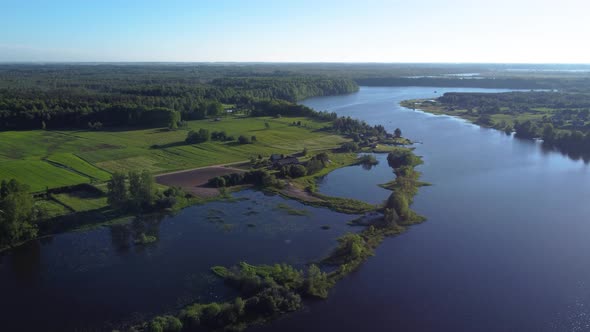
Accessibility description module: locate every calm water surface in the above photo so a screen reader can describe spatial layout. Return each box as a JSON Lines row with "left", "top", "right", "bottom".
{"left": 0, "top": 191, "right": 356, "bottom": 331}
{"left": 253, "top": 86, "right": 590, "bottom": 332}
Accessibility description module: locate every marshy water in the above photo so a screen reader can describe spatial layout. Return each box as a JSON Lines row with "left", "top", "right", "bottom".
{"left": 0, "top": 191, "right": 357, "bottom": 331}
{"left": 2, "top": 86, "right": 590, "bottom": 332}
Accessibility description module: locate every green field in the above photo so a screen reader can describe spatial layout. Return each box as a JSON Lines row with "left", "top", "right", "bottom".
{"left": 0, "top": 116, "right": 346, "bottom": 192}
{"left": 34, "top": 199, "right": 72, "bottom": 218}
{"left": 401, "top": 99, "right": 552, "bottom": 128}
{"left": 47, "top": 153, "right": 112, "bottom": 181}
{"left": 53, "top": 192, "right": 108, "bottom": 212}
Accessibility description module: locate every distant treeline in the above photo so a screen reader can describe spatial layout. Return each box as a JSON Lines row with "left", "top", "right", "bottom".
{"left": 0, "top": 66, "right": 358, "bottom": 130}
{"left": 438, "top": 91, "right": 590, "bottom": 110}
{"left": 356, "top": 77, "right": 590, "bottom": 91}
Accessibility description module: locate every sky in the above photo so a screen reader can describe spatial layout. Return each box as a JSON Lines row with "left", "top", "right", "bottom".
{"left": 1, "top": 0, "right": 588, "bottom": 63}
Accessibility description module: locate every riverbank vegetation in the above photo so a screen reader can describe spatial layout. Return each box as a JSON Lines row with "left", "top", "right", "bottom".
{"left": 403, "top": 91, "right": 590, "bottom": 159}
{"left": 130, "top": 147, "right": 426, "bottom": 332}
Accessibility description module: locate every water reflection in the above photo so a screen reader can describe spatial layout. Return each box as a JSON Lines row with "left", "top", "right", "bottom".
{"left": 109, "top": 214, "right": 167, "bottom": 253}
{"left": 9, "top": 240, "right": 41, "bottom": 285}
{"left": 540, "top": 141, "right": 590, "bottom": 163}
{"left": 110, "top": 224, "right": 132, "bottom": 254}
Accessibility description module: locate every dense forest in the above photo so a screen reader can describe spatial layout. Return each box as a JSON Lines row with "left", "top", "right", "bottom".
{"left": 0, "top": 65, "right": 358, "bottom": 130}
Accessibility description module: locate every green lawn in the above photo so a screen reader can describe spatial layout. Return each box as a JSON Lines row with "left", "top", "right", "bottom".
{"left": 0, "top": 116, "right": 346, "bottom": 192}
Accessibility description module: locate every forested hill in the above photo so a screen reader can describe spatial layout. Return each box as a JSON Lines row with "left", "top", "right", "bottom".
{"left": 0, "top": 64, "right": 358, "bottom": 130}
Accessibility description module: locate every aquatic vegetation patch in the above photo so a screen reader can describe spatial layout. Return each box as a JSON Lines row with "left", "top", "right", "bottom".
{"left": 275, "top": 203, "right": 310, "bottom": 216}
{"left": 134, "top": 233, "right": 157, "bottom": 245}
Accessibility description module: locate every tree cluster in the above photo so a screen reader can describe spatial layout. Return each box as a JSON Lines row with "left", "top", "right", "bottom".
{"left": 0, "top": 179, "right": 40, "bottom": 247}
{"left": 107, "top": 170, "right": 155, "bottom": 212}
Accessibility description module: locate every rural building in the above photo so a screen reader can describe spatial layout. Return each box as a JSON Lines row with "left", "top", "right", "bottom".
{"left": 270, "top": 154, "right": 283, "bottom": 162}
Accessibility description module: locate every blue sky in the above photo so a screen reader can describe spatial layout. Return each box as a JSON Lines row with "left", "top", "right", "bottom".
{"left": 1, "top": 0, "right": 588, "bottom": 63}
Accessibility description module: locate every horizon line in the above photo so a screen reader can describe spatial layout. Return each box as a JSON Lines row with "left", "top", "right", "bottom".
{"left": 1, "top": 61, "right": 590, "bottom": 66}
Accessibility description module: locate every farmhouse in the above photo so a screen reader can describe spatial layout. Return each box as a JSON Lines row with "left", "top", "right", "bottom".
{"left": 269, "top": 154, "right": 283, "bottom": 162}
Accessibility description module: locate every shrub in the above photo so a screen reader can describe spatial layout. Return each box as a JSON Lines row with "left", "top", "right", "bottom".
{"left": 211, "top": 130, "right": 227, "bottom": 141}
{"left": 387, "top": 148, "right": 422, "bottom": 169}
{"left": 238, "top": 135, "right": 251, "bottom": 144}
{"left": 289, "top": 164, "right": 307, "bottom": 178}
{"left": 209, "top": 176, "right": 227, "bottom": 188}
{"left": 340, "top": 141, "right": 359, "bottom": 152}
{"left": 386, "top": 191, "right": 409, "bottom": 220}
{"left": 303, "top": 265, "right": 334, "bottom": 299}
{"left": 186, "top": 128, "right": 210, "bottom": 144}
{"left": 148, "top": 315, "right": 182, "bottom": 332}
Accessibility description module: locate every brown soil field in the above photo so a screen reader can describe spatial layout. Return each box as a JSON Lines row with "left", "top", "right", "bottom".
{"left": 156, "top": 165, "right": 244, "bottom": 198}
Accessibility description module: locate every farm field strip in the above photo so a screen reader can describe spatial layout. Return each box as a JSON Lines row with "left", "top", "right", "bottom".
{"left": 0, "top": 117, "right": 346, "bottom": 191}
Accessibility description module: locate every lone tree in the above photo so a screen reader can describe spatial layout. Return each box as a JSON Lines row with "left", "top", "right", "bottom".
{"left": 107, "top": 172, "right": 128, "bottom": 209}
{"left": 128, "top": 170, "right": 154, "bottom": 210}
{"left": 394, "top": 128, "right": 402, "bottom": 138}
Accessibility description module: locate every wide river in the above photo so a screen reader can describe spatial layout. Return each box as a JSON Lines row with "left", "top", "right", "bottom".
{"left": 256, "top": 86, "right": 590, "bottom": 332}
{"left": 2, "top": 86, "right": 590, "bottom": 331}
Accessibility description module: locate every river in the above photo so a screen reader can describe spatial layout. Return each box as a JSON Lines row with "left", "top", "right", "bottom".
{"left": 254, "top": 86, "right": 590, "bottom": 332}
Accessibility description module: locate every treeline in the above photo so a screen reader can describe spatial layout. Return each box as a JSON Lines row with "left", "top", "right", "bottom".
{"left": 356, "top": 77, "right": 590, "bottom": 90}
{"left": 211, "top": 77, "right": 358, "bottom": 102}
{"left": 438, "top": 91, "right": 590, "bottom": 111}
{"left": 0, "top": 66, "right": 358, "bottom": 130}
{"left": 515, "top": 121, "right": 590, "bottom": 156}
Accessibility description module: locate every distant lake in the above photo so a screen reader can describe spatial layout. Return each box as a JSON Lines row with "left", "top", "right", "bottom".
{"left": 253, "top": 86, "right": 590, "bottom": 332}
